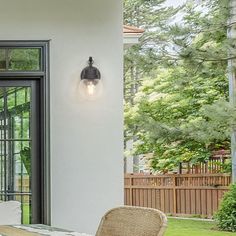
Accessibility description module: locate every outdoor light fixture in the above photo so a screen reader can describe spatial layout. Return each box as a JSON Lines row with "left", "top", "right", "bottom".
{"left": 79, "top": 57, "right": 102, "bottom": 99}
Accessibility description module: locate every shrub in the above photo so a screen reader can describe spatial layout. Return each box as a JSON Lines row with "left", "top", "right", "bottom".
{"left": 215, "top": 183, "right": 236, "bottom": 232}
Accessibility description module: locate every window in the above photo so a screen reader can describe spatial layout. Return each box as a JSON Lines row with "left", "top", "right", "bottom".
{"left": 0, "top": 41, "right": 50, "bottom": 225}
{"left": 0, "top": 48, "right": 41, "bottom": 71}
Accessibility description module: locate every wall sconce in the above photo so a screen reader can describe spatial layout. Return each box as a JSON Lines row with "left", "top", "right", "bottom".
{"left": 79, "top": 57, "right": 102, "bottom": 99}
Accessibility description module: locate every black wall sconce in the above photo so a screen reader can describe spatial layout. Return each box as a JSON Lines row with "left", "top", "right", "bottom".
{"left": 79, "top": 57, "right": 102, "bottom": 99}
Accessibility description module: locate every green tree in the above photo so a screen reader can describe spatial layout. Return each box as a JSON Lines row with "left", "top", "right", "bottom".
{"left": 124, "top": 0, "right": 179, "bottom": 102}
{"left": 125, "top": 68, "right": 236, "bottom": 172}
{"left": 124, "top": 0, "right": 180, "bottom": 172}
{"left": 124, "top": 0, "right": 235, "bottom": 173}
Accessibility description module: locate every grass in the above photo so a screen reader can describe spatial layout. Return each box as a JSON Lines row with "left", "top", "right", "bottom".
{"left": 166, "top": 218, "right": 236, "bottom": 236}
{"left": 22, "top": 204, "right": 30, "bottom": 224}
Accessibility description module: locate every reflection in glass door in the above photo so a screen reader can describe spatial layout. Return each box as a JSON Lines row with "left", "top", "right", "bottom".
{"left": 0, "top": 80, "right": 41, "bottom": 224}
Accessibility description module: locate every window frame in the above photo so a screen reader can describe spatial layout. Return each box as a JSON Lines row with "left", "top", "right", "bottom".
{"left": 0, "top": 40, "right": 51, "bottom": 225}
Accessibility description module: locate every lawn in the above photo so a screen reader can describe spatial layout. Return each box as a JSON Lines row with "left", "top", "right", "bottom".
{"left": 166, "top": 218, "right": 236, "bottom": 236}
{"left": 23, "top": 204, "right": 30, "bottom": 224}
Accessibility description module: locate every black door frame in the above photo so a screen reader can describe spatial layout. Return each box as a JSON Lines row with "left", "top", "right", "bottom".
{"left": 0, "top": 41, "right": 50, "bottom": 225}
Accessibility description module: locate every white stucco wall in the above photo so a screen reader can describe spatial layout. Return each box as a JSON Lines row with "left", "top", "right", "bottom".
{"left": 0, "top": 0, "right": 123, "bottom": 234}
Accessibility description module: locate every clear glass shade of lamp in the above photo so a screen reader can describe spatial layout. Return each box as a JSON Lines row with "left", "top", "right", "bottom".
{"left": 79, "top": 57, "right": 102, "bottom": 100}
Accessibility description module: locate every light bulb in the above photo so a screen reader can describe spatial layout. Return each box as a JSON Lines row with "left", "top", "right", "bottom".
{"left": 79, "top": 79, "right": 102, "bottom": 100}
{"left": 87, "top": 81, "right": 96, "bottom": 96}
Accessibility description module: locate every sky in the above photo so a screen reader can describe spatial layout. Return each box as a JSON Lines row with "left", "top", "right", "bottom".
{"left": 164, "top": 0, "right": 187, "bottom": 23}
{"left": 165, "top": 0, "right": 186, "bottom": 7}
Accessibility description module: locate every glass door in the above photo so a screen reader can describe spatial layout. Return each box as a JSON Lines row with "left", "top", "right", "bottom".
{"left": 0, "top": 79, "right": 41, "bottom": 224}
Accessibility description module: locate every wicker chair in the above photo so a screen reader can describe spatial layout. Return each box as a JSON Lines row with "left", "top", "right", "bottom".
{"left": 95, "top": 206, "right": 167, "bottom": 236}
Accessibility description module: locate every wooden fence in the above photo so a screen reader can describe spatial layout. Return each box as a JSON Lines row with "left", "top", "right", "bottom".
{"left": 124, "top": 173, "right": 231, "bottom": 218}
{"left": 179, "top": 152, "right": 230, "bottom": 174}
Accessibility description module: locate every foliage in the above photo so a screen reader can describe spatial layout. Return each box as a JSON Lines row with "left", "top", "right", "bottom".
{"left": 9, "top": 49, "right": 40, "bottom": 70}
{"left": 0, "top": 48, "right": 40, "bottom": 71}
{"left": 0, "top": 87, "right": 32, "bottom": 176}
{"left": 124, "top": 0, "right": 235, "bottom": 173}
{"left": 125, "top": 67, "right": 235, "bottom": 172}
{"left": 215, "top": 184, "right": 236, "bottom": 232}
{"left": 20, "top": 147, "right": 31, "bottom": 176}
{"left": 220, "top": 159, "right": 232, "bottom": 173}
{"left": 123, "top": 0, "right": 179, "bottom": 101}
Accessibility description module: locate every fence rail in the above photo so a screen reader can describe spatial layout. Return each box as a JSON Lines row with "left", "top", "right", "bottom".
{"left": 124, "top": 173, "right": 231, "bottom": 218}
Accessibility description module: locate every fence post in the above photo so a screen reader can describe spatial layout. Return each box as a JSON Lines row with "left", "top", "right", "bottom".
{"left": 173, "top": 175, "right": 177, "bottom": 215}
{"left": 129, "top": 176, "right": 133, "bottom": 205}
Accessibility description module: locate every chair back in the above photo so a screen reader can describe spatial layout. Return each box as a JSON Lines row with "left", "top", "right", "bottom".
{"left": 0, "top": 201, "right": 21, "bottom": 225}
{"left": 96, "top": 206, "right": 167, "bottom": 236}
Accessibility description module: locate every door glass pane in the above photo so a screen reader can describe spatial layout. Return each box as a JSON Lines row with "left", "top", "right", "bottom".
{"left": 0, "top": 87, "right": 32, "bottom": 224}
{"left": 9, "top": 49, "right": 40, "bottom": 71}
{"left": 0, "top": 49, "right": 6, "bottom": 71}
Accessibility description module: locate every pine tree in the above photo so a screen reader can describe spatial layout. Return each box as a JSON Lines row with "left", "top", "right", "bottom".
{"left": 124, "top": 0, "right": 236, "bottom": 173}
